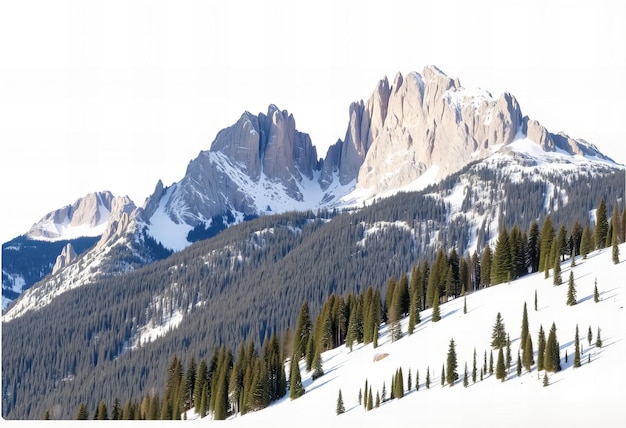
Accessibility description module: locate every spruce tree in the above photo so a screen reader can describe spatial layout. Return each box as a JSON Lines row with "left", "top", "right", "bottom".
{"left": 543, "top": 372, "right": 549, "bottom": 387}
{"left": 431, "top": 287, "right": 441, "bottom": 322}
{"left": 496, "top": 347, "right": 506, "bottom": 381}
{"left": 523, "top": 334, "right": 533, "bottom": 373}
{"left": 96, "top": 400, "right": 108, "bottom": 420}
{"left": 396, "top": 368, "right": 404, "bottom": 398}
{"left": 289, "top": 355, "right": 305, "bottom": 400}
{"left": 594, "top": 279, "right": 600, "bottom": 302}
{"left": 441, "top": 365, "right": 445, "bottom": 388}
{"left": 463, "top": 295, "right": 467, "bottom": 314}
{"left": 574, "top": 325, "right": 581, "bottom": 368}
{"left": 516, "top": 351, "right": 522, "bottom": 377}
{"left": 566, "top": 271, "right": 577, "bottom": 305}
{"left": 612, "top": 219, "right": 620, "bottom": 264}
{"left": 311, "top": 346, "right": 324, "bottom": 380}
{"left": 305, "top": 333, "right": 315, "bottom": 371}
{"left": 491, "top": 312, "right": 507, "bottom": 349}
{"left": 537, "top": 325, "right": 546, "bottom": 371}
{"left": 545, "top": 322, "right": 561, "bottom": 373}
{"left": 294, "top": 301, "right": 312, "bottom": 360}
{"left": 480, "top": 246, "right": 492, "bottom": 287}
{"left": 336, "top": 389, "right": 345, "bottom": 415}
{"left": 446, "top": 338, "right": 458, "bottom": 386}
{"left": 358, "top": 388, "right": 362, "bottom": 406}
{"left": 363, "top": 379, "right": 368, "bottom": 409}
{"left": 552, "top": 246, "right": 562, "bottom": 286}
{"left": 407, "top": 368, "right": 412, "bottom": 391}
{"left": 580, "top": 224, "right": 593, "bottom": 259}
{"left": 367, "top": 386, "right": 373, "bottom": 410}
{"left": 76, "top": 403, "right": 89, "bottom": 420}
{"left": 489, "top": 350, "right": 494, "bottom": 375}
{"left": 416, "top": 368, "right": 420, "bottom": 391}
{"left": 375, "top": 391, "right": 380, "bottom": 408}
{"left": 491, "top": 227, "right": 512, "bottom": 285}
{"left": 596, "top": 327, "right": 602, "bottom": 348}
{"left": 520, "top": 302, "right": 529, "bottom": 348}
{"left": 595, "top": 198, "right": 609, "bottom": 249}
{"left": 472, "top": 348, "right": 477, "bottom": 383}
{"left": 534, "top": 289, "right": 538, "bottom": 311}
{"left": 506, "top": 334, "right": 512, "bottom": 371}
{"left": 463, "top": 362, "right": 469, "bottom": 387}
{"left": 111, "top": 398, "right": 122, "bottom": 420}
{"left": 587, "top": 325, "right": 593, "bottom": 346}
{"left": 426, "top": 367, "right": 430, "bottom": 389}
{"left": 539, "top": 215, "right": 555, "bottom": 272}
{"left": 382, "top": 382, "right": 387, "bottom": 401}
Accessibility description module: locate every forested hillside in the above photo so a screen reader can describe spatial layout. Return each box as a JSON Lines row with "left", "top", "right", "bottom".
{"left": 2, "top": 167, "right": 624, "bottom": 419}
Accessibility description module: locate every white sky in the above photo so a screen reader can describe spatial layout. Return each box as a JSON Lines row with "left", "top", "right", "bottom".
{"left": 1, "top": 0, "right": 625, "bottom": 244}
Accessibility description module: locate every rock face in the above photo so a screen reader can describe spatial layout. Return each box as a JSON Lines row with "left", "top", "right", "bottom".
{"left": 51, "top": 243, "right": 77, "bottom": 275}
{"left": 27, "top": 191, "right": 115, "bottom": 240}
{"left": 347, "top": 66, "right": 524, "bottom": 193}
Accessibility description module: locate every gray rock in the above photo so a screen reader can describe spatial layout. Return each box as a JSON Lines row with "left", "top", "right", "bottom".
{"left": 51, "top": 243, "right": 77, "bottom": 275}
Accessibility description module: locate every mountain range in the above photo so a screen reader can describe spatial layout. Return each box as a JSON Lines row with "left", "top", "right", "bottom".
{"left": 1, "top": 66, "right": 625, "bottom": 419}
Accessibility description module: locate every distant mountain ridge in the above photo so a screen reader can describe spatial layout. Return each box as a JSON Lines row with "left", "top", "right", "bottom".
{"left": 2, "top": 65, "right": 621, "bottom": 316}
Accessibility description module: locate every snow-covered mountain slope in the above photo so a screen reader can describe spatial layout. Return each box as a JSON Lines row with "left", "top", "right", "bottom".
{"left": 215, "top": 243, "right": 626, "bottom": 427}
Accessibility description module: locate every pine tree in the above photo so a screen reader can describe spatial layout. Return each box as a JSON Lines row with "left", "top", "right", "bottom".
{"left": 358, "top": 388, "right": 362, "bottom": 406}
{"left": 311, "top": 346, "right": 324, "bottom": 380}
{"left": 382, "top": 382, "right": 387, "bottom": 401}
{"left": 426, "top": 367, "right": 430, "bottom": 389}
{"left": 375, "top": 391, "right": 380, "bottom": 408}
{"left": 336, "top": 389, "right": 345, "bottom": 415}
{"left": 545, "top": 322, "right": 561, "bottom": 373}
{"left": 496, "top": 347, "right": 506, "bottom": 381}
{"left": 491, "top": 312, "right": 507, "bottom": 349}
{"left": 431, "top": 287, "right": 441, "bottom": 322}
{"left": 552, "top": 246, "right": 562, "bottom": 286}
{"left": 44, "top": 410, "right": 50, "bottom": 420}
{"left": 96, "top": 400, "right": 108, "bottom": 420}
{"left": 463, "top": 362, "right": 469, "bottom": 387}
{"left": 463, "top": 295, "right": 467, "bottom": 314}
{"left": 112, "top": 397, "right": 122, "bottom": 420}
{"left": 543, "top": 372, "right": 549, "bottom": 387}
{"left": 289, "top": 355, "right": 305, "bottom": 400}
{"left": 506, "top": 334, "right": 512, "bottom": 371}
{"left": 416, "top": 368, "right": 420, "bottom": 391}
{"left": 367, "top": 386, "right": 373, "bottom": 410}
{"left": 480, "top": 246, "right": 492, "bottom": 287}
{"left": 516, "top": 351, "right": 522, "bottom": 377}
{"left": 305, "top": 333, "right": 315, "bottom": 371}
{"left": 574, "top": 325, "right": 581, "bottom": 368}
{"left": 595, "top": 198, "right": 609, "bottom": 249}
{"left": 566, "top": 271, "right": 577, "bottom": 305}
{"left": 472, "top": 348, "right": 477, "bottom": 383}
{"left": 389, "top": 280, "right": 403, "bottom": 342}
{"left": 523, "top": 334, "right": 533, "bottom": 373}
{"left": 76, "top": 403, "right": 89, "bottom": 420}
{"left": 596, "top": 327, "right": 602, "bottom": 348}
{"left": 534, "top": 289, "right": 538, "bottom": 311}
{"left": 396, "top": 368, "right": 405, "bottom": 398}
{"left": 294, "top": 301, "right": 312, "bottom": 360}
{"left": 594, "top": 278, "right": 600, "bottom": 302}
{"left": 491, "top": 227, "right": 512, "bottom": 285}
{"left": 520, "top": 302, "right": 529, "bottom": 349}
{"left": 407, "top": 368, "right": 412, "bottom": 391}
{"left": 539, "top": 215, "right": 555, "bottom": 272}
{"left": 580, "top": 224, "right": 593, "bottom": 259}
{"left": 489, "top": 350, "right": 494, "bottom": 375}
{"left": 528, "top": 221, "right": 541, "bottom": 273}
{"left": 363, "top": 379, "right": 368, "bottom": 409}
{"left": 194, "top": 358, "right": 208, "bottom": 416}
{"left": 537, "top": 325, "right": 546, "bottom": 371}
{"left": 446, "top": 338, "right": 458, "bottom": 386}
{"left": 441, "top": 364, "right": 445, "bottom": 388}
{"left": 612, "top": 208, "right": 620, "bottom": 263}
{"left": 587, "top": 325, "right": 593, "bottom": 346}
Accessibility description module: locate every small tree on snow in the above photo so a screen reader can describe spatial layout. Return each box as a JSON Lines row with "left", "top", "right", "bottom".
{"left": 336, "top": 389, "right": 345, "bottom": 415}
{"left": 566, "top": 271, "right": 577, "bottom": 306}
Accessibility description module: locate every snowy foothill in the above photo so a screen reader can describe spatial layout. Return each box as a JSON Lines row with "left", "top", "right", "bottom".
{"left": 197, "top": 243, "right": 625, "bottom": 427}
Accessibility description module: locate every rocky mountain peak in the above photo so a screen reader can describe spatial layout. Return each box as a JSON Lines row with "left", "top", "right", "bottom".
{"left": 51, "top": 243, "right": 77, "bottom": 275}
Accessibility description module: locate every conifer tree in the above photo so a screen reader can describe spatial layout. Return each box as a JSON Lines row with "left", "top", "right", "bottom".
{"left": 367, "top": 386, "right": 373, "bottom": 410}
{"left": 294, "top": 301, "right": 312, "bottom": 360}
{"left": 552, "top": 247, "right": 562, "bottom": 285}
{"left": 396, "top": 368, "right": 405, "bottom": 398}
{"left": 489, "top": 350, "right": 494, "bottom": 375}
{"left": 431, "top": 287, "right": 441, "bottom": 322}
{"left": 416, "top": 368, "right": 420, "bottom": 391}
{"left": 382, "top": 382, "right": 387, "bottom": 401}
{"left": 289, "top": 355, "right": 305, "bottom": 400}
{"left": 96, "top": 400, "right": 108, "bottom": 420}
{"left": 520, "top": 302, "right": 529, "bottom": 349}
{"left": 463, "top": 362, "right": 469, "bottom": 387}
{"left": 463, "top": 295, "right": 467, "bottom": 314}
{"left": 580, "top": 224, "right": 593, "bottom": 259}
{"left": 375, "top": 391, "right": 380, "bottom": 408}
{"left": 311, "top": 346, "right": 324, "bottom": 380}
{"left": 594, "top": 279, "right": 600, "bottom": 302}
{"left": 505, "top": 334, "right": 512, "bottom": 371}
{"left": 44, "top": 410, "right": 50, "bottom": 420}
{"left": 305, "top": 334, "right": 315, "bottom": 371}
{"left": 612, "top": 214, "right": 620, "bottom": 264}
{"left": 496, "top": 347, "right": 506, "bottom": 381}
{"left": 389, "top": 280, "right": 403, "bottom": 342}
{"left": 534, "top": 289, "right": 538, "bottom": 311}
{"left": 446, "top": 338, "right": 458, "bottom": 386}
{"left": 545, "top": 322, "right": 561, "bottom": 373}
{"left": 523, "top": 334, "right": 533, "bottom": 373}
{"left": 426, "top": 367, "right": 430, "bottom": 389}
{"left": 574, "top": 325, "right": 581, "bottom": 368}
{"left": 358, "top": 388, "right": 362, "bottom": 405}
{"left": 595, "top": 327, "right": 602, "bottom": 348}
{"left": 517, "top": 351, "right": 522, "bottom": 377}
{"left": 491, "top": 227, "right": 512, "bottom": 285}
{"left": 112, "top": 398, "right": 122, "bottom": 420}
{"left": 76, "top": 403, "right": 89, "bottom": 420}
{"left": 441, "top": 365, "right": 445, "bottom": 388}
{"left": 407, "top": 368, "right": 412, "bottom": 391}
{"left": 472, "top": 348, "right": 477, "bottom": 383}
{"left": 194, "top": 359, "right": 208, "bottom": 415}
{"left": 537, "top": 325, "right": 546, "bottom": 371}
{"left": 543, "top": 372, "right": 549, "bottom": 387}
{"left": 566, "top": 271, "right": 577, "bottom": 305}
{"left": 491, "top": 312, "right": 507, "bottom": 349}
{"left": 595, "top": 198, "right": 609, "bottom": 249}
{"left": 528, "top": 221, "right": 541, "bottom": 273}
{"left": 587, "top": 325, "right": 593, "bottom": 346}
{"left": 336, "top": 389, "right": 345, "bottom": 415}
{"left": 539, "top": 215, "right": 555, "bottom": 272}
{"left": 363, "top": 379, "right": 369, "bottom": 409}
{"left": 480, "top": 246, "right": 493, "bottom": 287}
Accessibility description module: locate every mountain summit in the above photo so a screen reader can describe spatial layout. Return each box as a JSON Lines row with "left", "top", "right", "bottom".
{"left": 3, "top": 66, "right": 620, "bottom": 319}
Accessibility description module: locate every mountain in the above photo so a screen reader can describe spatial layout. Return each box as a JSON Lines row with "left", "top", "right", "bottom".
{"left": 1, "top": 191, "right": 132, "bottom": 309}
{"left": 2, "top": 66, "right": 620, "bottom": 319}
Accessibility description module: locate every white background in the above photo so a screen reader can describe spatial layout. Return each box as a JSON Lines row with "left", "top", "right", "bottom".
{"left": 1, "top": 0, "right": 625, "bottom": 243}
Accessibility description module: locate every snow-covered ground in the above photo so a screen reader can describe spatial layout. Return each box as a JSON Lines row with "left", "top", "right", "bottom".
{"left": 195, "top": 243, "right": 625, "bottom": 426}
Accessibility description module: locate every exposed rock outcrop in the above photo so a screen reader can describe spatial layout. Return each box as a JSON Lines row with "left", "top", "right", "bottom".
{"left": 51, "top": 243, "right": 77, "bottom": 275}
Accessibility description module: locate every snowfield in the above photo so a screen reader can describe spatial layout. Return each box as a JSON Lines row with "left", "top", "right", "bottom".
{"left": 190, "top": 243, "right": 625, "bottom": 426}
